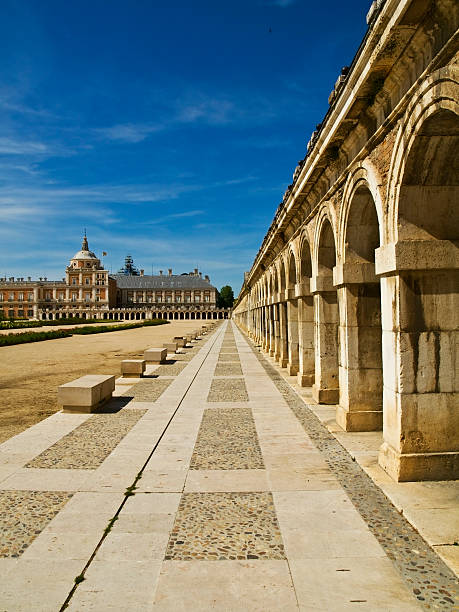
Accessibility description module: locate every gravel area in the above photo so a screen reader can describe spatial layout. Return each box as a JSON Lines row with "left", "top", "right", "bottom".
{"left": 154, "top": 362, "right": 188, "bottom": 376}
{"left": 214, "top": 363, "right": 243, "bottom": 377}
{"left": 190, "top": 407, "right": 264, "bottom": 470}
{"left": 207, "top": 378, "right": 248, "bottom": 402}
{"left": 122, "top": 378, "right": 173, "bottom": 402}
{"left": 0, "top": 490, "right": 73, "bottom": 557}
{"left": 248, "top": 338, "right": 459, "bottom": 611}
{"left": 26, "top": 409, "right": 147, "bottom": 469}
{"left": 165, "top": 492, "right": 285, "bottom": 561}
{"left": 217, "top": 354, "right": 241, "bottom": 363}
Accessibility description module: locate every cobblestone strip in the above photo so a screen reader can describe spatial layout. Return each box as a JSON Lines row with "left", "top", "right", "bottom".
{"left": 0, "top": 490, "right": 73, "bottom": 557}
{"left": 154, "top": 362, "right": 188, "bottom": 376}
{"left": 207, "top": 378, "right": 248, "bottom": 402}
{"left": 214, "top": 363, "right": 243, "bottom": 376}
{"left": 122, "top": 378, "right": 173, "bottom": 401}
{"left": 190, "top": 406, "right": 264, "bottom": 470}
{"left": 165, "top": 492, "right": 285, "bottom": 561}
{"left": 245, "top": 336, "right": 459, "bottom": 611}
{"left": 217, "top": 353, "right": 241, "bottom": 363}
{"left": 26, "top": 410, "right": 147, "bottom": 469}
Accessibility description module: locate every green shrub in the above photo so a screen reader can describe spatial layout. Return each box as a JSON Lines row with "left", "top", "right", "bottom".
{"left": 0, "top": 330, "right": 72, "bottom": 346}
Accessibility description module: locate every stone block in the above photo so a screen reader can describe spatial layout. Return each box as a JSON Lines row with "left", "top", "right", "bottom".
{"left": 58, "top": 375, "right": 115, "bottom": 413}
{"left": 121, "top": 359, "right": 146, "bottom": 378}
{"left": 173, "top": 337, "right": 186, "bottom": 347}
{"left": 163, "top": 342, "right": 178, "bottom": 353}
{"left": 144, "top": 348, "right": 167, "bottom": 363}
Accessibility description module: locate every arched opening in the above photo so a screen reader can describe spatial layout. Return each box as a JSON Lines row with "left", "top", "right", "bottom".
{"left": 337, "top": 184, "right": 382, "bottom": 431}
{"left": 191, "top": 312, "right": 195, "bottom": 320}
{"left": 286, "top": 252, "right": 299, "bottom": 375}
{"left": 185, "top": 312, "right": 189, "bottom": 320}
{"left": 82, "top": 312, "right": 87, "bottom": 320}
{"left": 277, "top": 260, "right": 288, "bottom": 367}
{"left": 379, "top": 109, "right": 459, "bottom": 481}
{"left": 312, "top": 218, "right": 339, "bottom": 404}
{"left": 297, "top": 239, "right": 314, "bottom": 386}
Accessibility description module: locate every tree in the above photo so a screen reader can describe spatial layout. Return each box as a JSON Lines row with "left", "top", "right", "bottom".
{"left": 217, "top": 285, "right": 234, "bottom": 308}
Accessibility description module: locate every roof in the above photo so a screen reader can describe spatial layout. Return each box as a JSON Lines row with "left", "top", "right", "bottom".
{"left": 111, "top": 274, "right": 215, "bottom": 290}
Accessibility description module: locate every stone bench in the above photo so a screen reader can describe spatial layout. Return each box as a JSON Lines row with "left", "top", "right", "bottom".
{"left": 121, "top": 359, "right": 146, "bottom": 378}
{"left": 173, "top": 337, "right": 186, "bottom": 348}
{"left": 163, "top": 342, "right": 178, "bottom": 353}
{"left": 144, "top": 348, "right": 167, "bottom": 363}
{"left": 58, "top": 375, "right": 115, "bottom": 413}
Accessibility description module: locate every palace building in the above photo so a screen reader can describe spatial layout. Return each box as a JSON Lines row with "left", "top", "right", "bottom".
{"left": 1, "top": 235, "right": 229, "bottom": 321}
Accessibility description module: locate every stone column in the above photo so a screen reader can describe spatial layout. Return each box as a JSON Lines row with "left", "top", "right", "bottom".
{"left": 278, "top": 300, "right": 288, "bottom": 368}
{"left": 268, "top": 305, "right": 275, "bottom": 356}
{"left": 273, "top": 302, "right": 280, "bottom": 360}
{"left": 375, "top": 242, "right": 459, "bottom": 481}
{"left": 286, "top": 289, "right": 299, "bottom": 375}
{"left": 334, "top": 263, "right": 383, "bottom": 432}
{"left": 311, "top": 275, "right": 339, "bottom": 404}
{"left": 296, "top": 281, "right": 315, "bottom": 387}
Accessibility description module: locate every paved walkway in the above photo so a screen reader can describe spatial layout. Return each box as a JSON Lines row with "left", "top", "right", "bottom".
{"left": 0, "top": 322, "right": 457, "bottom": 611}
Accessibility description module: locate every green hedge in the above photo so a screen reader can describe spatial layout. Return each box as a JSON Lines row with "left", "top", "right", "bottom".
{"left": 0, "top": 330, "right": 72, "bottom": 346}
{"left": 0, "top": 317, "right": 106, "bottom": 330}
{"left": 0, "top": 319, "right": 168, "bottom": 347}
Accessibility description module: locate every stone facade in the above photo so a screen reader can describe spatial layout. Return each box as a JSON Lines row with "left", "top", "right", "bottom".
{"left": 1, "top": 236, "right": 230, "bottom": 321}
{"left": 233, "top": 0, "right": 458, "bottom": 482}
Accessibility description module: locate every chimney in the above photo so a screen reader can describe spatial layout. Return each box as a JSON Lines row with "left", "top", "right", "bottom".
{"left": 159, "top": 270, "right": 163, "bottom": 275}
{"left": 205, "top": 275, "right": 210, "bottom": 282}
{"left": 39, "top": 277, "right": 42, "bottom": 281}
{"left": 27, "top": 277, "right": 31, "bottom": 281}
{"left": 199, "top": 272, "right": 202, "bottom": 278}
{"left": 9, "top": 277, "right": 14, "bottom": 282}
{"left": 194, "top": 268, "right": 198, "bottom": 276}
{"left": 44, "top": 277, "right": 47, "bottom": 281}
{"left": 140, "top": 269, "right": 144, "bottom": 276}
{"left": 168, "top": 268, "right": 172, "bottom": 276}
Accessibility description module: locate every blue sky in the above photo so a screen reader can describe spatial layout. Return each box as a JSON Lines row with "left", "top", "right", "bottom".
{"left": 0, "top": 0, "right": 368, "bottom": 293}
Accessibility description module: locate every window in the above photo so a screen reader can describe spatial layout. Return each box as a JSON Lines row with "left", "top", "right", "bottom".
{"left": 18, "top": 309, "right": 24, "bottom": 317}
{"left": 45, "top": 292, "right": 51, "bottom": 301}
{"left": 85, "top": 278, "right": 90, "bottom": 285}
{"left": 204, "top": 295, "right": 210, "bottom": 302}
{"left": 85, "top": 293, "right": 90, "bottom": 302}
{"left": 9, "top": 293, "right": 14, "bottom": 301}
{"left": 176, "top": 294, "right": 181, "bottom": 302}
{"left": 58, "top": 292, "right": 64, "bottom": 301}
{"left": 72, "top": 277, "right": 77, "bottom": 285}
{"left": 28, "top": 293, "right": 33, "bottom": 301}
{"left": 166, "top": 295, "right": 171, "bottom": 303}
{"left": 185, "top": 294, "right": 191, "bottom": 303}
{"left": 18, "top": 293, "right": 24, "bottom": 301}
{"left": 27, "top": 309, "right": 34, "bottom": 317}
{"left": 72, "top": 293, "right": 77, "bottom": 302}
{"left": 194, "top": 294, "right": 200, "bottom": 303}
{"left": 0, "top": 293, "right": 3, "bottom": 302}
{"left": 8, "top": 309, "right": 14, "bottom": 317}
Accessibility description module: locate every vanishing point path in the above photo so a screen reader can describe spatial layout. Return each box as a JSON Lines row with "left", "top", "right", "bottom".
{"left": 0, "top": 322, "right": 457, "bottom": 611}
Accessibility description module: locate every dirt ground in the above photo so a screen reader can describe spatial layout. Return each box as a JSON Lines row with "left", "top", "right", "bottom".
{"left": 0, "top": 321, "right": 214, "bottom": 444}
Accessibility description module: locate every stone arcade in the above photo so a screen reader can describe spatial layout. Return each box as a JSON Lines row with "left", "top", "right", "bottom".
{"left": 233, "top": 0, "right": 458, "bottom": 482}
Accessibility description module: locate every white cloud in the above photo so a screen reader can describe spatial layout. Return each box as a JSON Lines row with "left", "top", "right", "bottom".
{"left": 94, "top": 123, "right": 162, "bottom": 143}
{"left": 0, "top": 137, "right": 49, "bottom": 155}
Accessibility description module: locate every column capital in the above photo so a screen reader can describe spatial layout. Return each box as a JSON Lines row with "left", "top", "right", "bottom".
{"left": 375, "top": 240, "right": 459, "bottom": 276}
{"left": 333, "top": 262, "right": 378, "bottom": 286}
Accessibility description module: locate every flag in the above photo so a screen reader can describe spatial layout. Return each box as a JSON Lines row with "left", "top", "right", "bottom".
{"left": 102, "top": 251, "right": 107, "bottom": 256}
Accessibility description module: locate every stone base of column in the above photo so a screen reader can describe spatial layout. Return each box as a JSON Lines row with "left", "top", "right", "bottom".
{"left": 278, "top": 357, "right": 288, "bottom": 368}
{"left": 297, "top": 373, "right": 314, "bottom": 387}
{"left": 336, "top": 405, "right": 382, "bottom": 432}
{"left": 287, "top": 363, "right": 298, "bottom": 376}
{"left": 312, "top": 384, "right": 339, "bottom": 405}
{"left": 269, "top": 349, "right": 275, "bottom": 357}
{"left": 379, "top": 442, "right": 459, "bottom": 482}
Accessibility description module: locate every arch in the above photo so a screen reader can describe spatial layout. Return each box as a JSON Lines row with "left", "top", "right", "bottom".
{"left": 287, "top": 249, "right": 297, "bottom": 289}
{"left": 386, "top": 66, "right": 459, "bottom": 243}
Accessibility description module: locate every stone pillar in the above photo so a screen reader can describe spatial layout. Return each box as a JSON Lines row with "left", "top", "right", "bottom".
{"left": 311, "top": 275, "right": 339, "bottom": 404}
{"left": 273, "top": 302, "right": 280, "bottom": 360}
{"left": 268, "top": 305, "right": 275, "bottom": 356}
{"left": 286, "top": 291, "right": 299, "bottom": 375}
{"left": 296, "top": 282, "right": 314, "bottom": 387}
{"left": 334, "top": 263, "right": 383, "bottom": 432}
{"left": 278, "top": 301, "right": 288, "bottom": 368}
{"left": 375, "top": 242, "right": 459, "bottom": 481}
